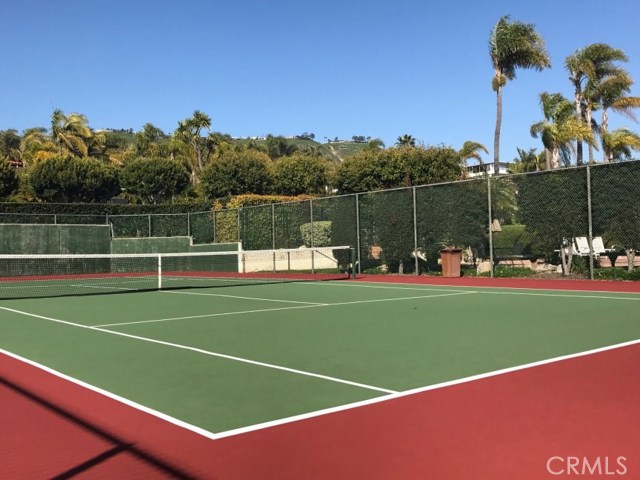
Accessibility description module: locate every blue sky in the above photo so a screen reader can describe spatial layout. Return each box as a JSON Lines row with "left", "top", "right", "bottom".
{"left": 1, "top": 0, "right": 639, "bottom": 164}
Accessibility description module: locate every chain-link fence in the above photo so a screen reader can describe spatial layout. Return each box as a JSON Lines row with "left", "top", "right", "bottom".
{"left": 2, "top": 161, "right": 639, "bottom": 278}
{"left": 229, "top": 160, "right": 640, "bottom": 280}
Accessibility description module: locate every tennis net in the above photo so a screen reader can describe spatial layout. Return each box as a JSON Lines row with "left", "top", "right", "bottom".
{"left": 0, "top": 246, "right": 354, "bottom": 299}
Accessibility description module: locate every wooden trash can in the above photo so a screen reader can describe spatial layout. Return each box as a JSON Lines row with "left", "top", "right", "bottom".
{"left": 440, "top": 248, "right": 462, "bottom": 278}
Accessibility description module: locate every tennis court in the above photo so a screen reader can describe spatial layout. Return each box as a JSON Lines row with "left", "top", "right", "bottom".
{"left": 2, "top": 265, "right": 640, "bottom": 478}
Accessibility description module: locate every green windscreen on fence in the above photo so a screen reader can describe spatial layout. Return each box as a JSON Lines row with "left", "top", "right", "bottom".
{"left": 0, "top": 224, "right": 111, "bottom": 255}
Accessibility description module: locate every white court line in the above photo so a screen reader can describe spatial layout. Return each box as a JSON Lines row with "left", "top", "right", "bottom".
{"left": 0, "top": 306, "right": 395, "bottom": 395}
{"left": 0, "top": 348, "right": 218, "bottom": 439}
{"left": 3, "top": 337, "right": 639, "bottom": 441}
{"left": 94, "top": 291, "right": 476, "bottom": 328}
{"left": 162, "top": 290, "right": 325, "bottom": 305}
{"left": 344, "top": 279, "right": 640, "bottom": 296}
{"left": 213, "top": 338, "right": 640, "bottom": 439}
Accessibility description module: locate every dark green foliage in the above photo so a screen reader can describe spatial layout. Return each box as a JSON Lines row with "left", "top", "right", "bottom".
{"left": 404, "top": 145, "right": 461, "bottom": 185}
{"left": 265, "top": 135, "right": 298, "bottom": 159}
{"left": 334, "top": 149, "right": 407, "bottom": 193}
{"left": 29, "top": 155, "right": 120, "bottom": 203}
{"left": 272, "top": 154, "right": 331, "bottom": 195}
{"left": 201, "top": 150, "right": 272, "bottom": 199}
{"left": 334, "top": 146, "right": 462, "bottom": 194}
{"left": 120, "top": 157, "right": 189, "bottom": 204}
{"left": 0, "top": 159, "right": 18, "bottom": 198}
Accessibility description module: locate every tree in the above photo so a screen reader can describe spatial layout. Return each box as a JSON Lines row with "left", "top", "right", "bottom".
{"left": 19, "top": 127, "right": 57, "bottom": 166}
{"left": 365, "top": 138, "right": 385, "bottom": 151}
{"left": 597, "top": 73, "right": 640, "bottom": 162}
{"left": 334, "top": 149, "right": 407, "bottom": 194}
{"left": 272, "top": 154, "right": 332, "bottom": 195}
{"left": 135, "top": 123, "right": 168, "bottom": 157}
{"left": 0, "top": 159, "right": 18, "bottom": 198}
{"left": 265, "top": 135, "right": 298, "bottom": 159}
{"left": 174, "top": 110, "right": 212, "bottom": 184}
{"left": 120, "top": 157, "right": 189, "bottom": 204}
{"left": 29, "top": 155, "right": 120, "bottom": 203}
{"left": 489, "top": 16, "right": 550, "bottom": 173}
{"left": 459, "top": 141, "right": 489, "bottom": 177}
{"left": 395, "top": 134, "right": 416, "bottom": 147}
{"left": 511, "top": 147, "right": 544, "bottom": 173}
{"left": 530, "top": 92, "right": 595, "bottom": 169}
{"left": 200, "top": 149, "right": 272, "bottom": 199}
{"left": 50, "top": 109, "right": 103, "bottom": 158}
{"left": 601, "top": 128, "right": 640, "bottom": 161}
{"left": 0, "top": 130, "right": 21, "bottom": 164}
{"left": 575, "top": 44, "right": 633, "bottom": 162}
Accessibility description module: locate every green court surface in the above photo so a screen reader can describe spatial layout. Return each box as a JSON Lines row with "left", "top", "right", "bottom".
{"left": 1, "top": 280, "right": 639, "bottom": 435}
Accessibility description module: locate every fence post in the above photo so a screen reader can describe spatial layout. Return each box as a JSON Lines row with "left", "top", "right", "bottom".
{"left": 148, "top": 214, "right": 152, "bottom": 237}
{"left": 487, "top": 176, "right": 494, "bottom": 278}
{"left": 413, "top": 186, "right": 418, "bottom": 275}
{"left": 271, "top": 203, "right": 276, "bottom": 250}
{"left": 187, "top": 212, "right": 191, "bottom": 238}
{"left": 310, "top": 199, "right": 315, "bottom": 274}
{"left": 586, "top": 165, "right": 595, "bottom": 280}
{"left": 212, "top": 210, "right": 217, "bottom": 243}
{"left": 237, "top": 208, "right": 241, "bottom": 246}
{"left": 355, "top": 193, "right": 361, "bottom": 275}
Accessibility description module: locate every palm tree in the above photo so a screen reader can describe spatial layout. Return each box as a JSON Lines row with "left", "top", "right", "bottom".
{"left": 530, "top": 92, "right": 595, "bottom": 169}
{"left": 458, "top": 141, "right": 488, "bottom": 177}
{"left": 490, "top": 16, "right": 550, "bottom": 174}
{"left": 597, "top": 72, "right": 640, "bottom": 162}
{"left": 395, "top": 134, "right": 416, "bottom": 147}
{"left": 50, "top": 109, "right": 95, "bottom": 157}
{"left": 174, "top": 110, "right": 212, "bottom": 184}
{"left": 511, "top": 147, "right": 544, "bottom": 172}
{"left": 459, "top": 141, "right": 488, "bottom": 165}
{"left": 565, "top": 43, "right": 627, "bottom": 165}
{"left": 19, "top": 127, "right": 57, "bottom": 165}
{"left": 601, "top": 128, "right": 640, "bottom": 161}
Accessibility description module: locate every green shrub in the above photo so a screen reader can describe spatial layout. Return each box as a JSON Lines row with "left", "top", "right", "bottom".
{"left": 300, "top": 221, "right": 331, "bottom": 247}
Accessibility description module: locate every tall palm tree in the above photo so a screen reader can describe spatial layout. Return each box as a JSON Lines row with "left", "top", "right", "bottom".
{"left": 574, "top": 44, "right": 630, "bottom": 163}
{"left": 601, "top": 128, "right": 640, "bottom": 161}
{"left": 395, "top": 134, "right": 416, "bottom": 147}
{"left": 490, "top": 16, "right": 550, "bottom": 174}
{"left": 530, "top": 92, "right": 595, "bottom": 169}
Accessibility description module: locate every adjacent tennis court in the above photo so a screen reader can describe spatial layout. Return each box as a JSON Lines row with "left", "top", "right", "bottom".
{"left": 1, "top": 272, "right": 639, "bottom": 479}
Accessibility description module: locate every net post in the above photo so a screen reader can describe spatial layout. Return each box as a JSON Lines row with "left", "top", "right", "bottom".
{"left": 157, "top": 254, "right": 162, "bottom": 290}
{"left": 310, "top": 199, "right": 315, "bottom": 274}
{"left": 355, "top": 193, "right": 361, "bottom": 275}
{"left": 412, "top": 186, "right": 418, "bottom": 275}
{"left": 487, "top": 175, "right": 494, "bottom": 278}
